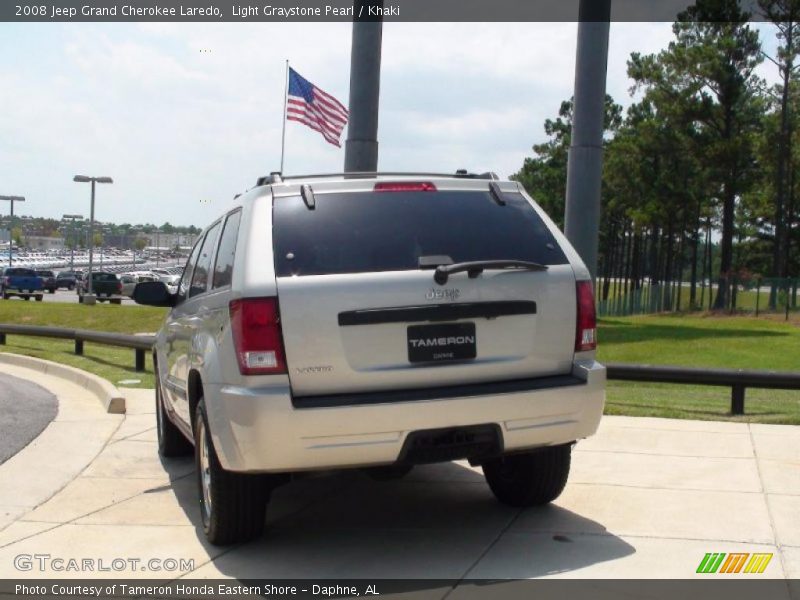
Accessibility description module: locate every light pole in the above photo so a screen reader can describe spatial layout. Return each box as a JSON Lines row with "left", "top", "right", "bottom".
{"left": 131, "top": 229, "right": 142, "bottom": 270}
{"left": 73, "top": 175, "right": 113, "bottom": 303}
{"left": 0, "top": 195, "right": 25, "bottom": 267}
{"left": 62, "top": 214, "right": 84, "bottom": 270}
{"left": 99, "top": 226, "right": 106, "bottom": 268}
{"left": 564, "top": 0, "right": 611, "bottom": 281}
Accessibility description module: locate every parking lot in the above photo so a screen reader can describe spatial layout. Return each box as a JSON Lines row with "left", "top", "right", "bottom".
{"left": 0, "top": 260, "right": 185, "bottom": 305}
{"left": 2, "top": 289, "right": 136, "bottom": 305}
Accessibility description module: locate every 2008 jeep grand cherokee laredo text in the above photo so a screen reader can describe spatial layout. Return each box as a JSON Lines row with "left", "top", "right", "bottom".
{"left": 134, "top": 171, "right": 605, "bottom": 545}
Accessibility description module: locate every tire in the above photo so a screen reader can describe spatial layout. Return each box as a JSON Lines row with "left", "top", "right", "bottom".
{"left": 23, "top": 296, "right": 30, "bottom": 301}
{"left": 195, "top": 398, "right": 269, "bottom": 545}
{"left": 482, "top": 444, "right": 572, "bottom": 507}
{"left": 35, "top": 295, "right": 43, "bottom": 302}
{"left": 78, "top": 295, "right": 83, "bottom": 304}
{"left": 363, "top": 464, "right": 414, "bottom": 481}
{"left": 112, "top": 298, "right": 122, "bottom": 305}
{"left": 155, "top": 371, "right": 193, "bottom": 457}
{"left": 69, "top": 285, "right": 74, "bottom": 291}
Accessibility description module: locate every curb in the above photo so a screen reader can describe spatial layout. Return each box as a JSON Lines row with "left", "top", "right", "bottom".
{"left": 0, "top": 353, "right": 126, "bottom": 414}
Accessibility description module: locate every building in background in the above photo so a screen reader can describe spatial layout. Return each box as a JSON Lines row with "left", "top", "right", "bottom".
{"left": 25, "top": 235, "right": 65, "bottom": 250}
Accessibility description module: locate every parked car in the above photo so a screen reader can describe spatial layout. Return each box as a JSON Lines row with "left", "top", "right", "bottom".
{"left": 1, "top": 267, "right": 44, "bottom": 301}
{"left": 35, "top": 270, "right": 58, "bottom": 293}
{"left": 77, "top": 271, "right": 123, "bottom": 304}
{"left": 55, "top": 271, "right": 78, "bottom": 290}
{"left": 151, "top": 268, "right": 181, "bottom": 287}
{"left": 119, "top": 272, "right": 158, "bottom": 297}
{"left": 134, "top": 172, "right": 605, "bottom": 545}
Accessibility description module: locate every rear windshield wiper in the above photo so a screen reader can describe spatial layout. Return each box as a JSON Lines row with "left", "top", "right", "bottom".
{"left": 434, "top": 260, "right": 548, "bottom": 285}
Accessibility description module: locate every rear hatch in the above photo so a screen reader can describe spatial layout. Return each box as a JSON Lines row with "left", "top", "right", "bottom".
{"left": 273, "top": 182, "right": 577, "bottom": 397}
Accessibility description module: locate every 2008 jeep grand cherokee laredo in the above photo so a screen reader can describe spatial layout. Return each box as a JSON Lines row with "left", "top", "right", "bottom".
{"left": 134, "top": 171, "right": 605, "bottom": 545}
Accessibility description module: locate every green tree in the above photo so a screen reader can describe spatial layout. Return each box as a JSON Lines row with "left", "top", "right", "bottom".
{"left": 758, "top": 0, "right": 800, "bottom": 305}
{"left": 512, "top": 95, "right": 622, "bottom": 228}
{"left": 629, "top": 0, "right": 764, "bottom": 309}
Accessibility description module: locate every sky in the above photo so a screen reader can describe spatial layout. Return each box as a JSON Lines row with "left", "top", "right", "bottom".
{"left": 0, "top": 20, "right": 782, "bottom": 229}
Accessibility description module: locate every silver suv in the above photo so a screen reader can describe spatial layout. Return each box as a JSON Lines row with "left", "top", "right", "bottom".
{"left": 134, "top": 172, "right": 605, "bottom": 545}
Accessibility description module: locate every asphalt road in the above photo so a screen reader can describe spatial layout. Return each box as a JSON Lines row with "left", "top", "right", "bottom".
{"left": 2, "top": 289, "right": 136, "bottom": 304}
{"left": 0, "top": 373, "right": 58, "bottom": 465}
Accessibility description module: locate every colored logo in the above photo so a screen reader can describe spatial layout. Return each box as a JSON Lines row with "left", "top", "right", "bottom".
{"left": 696, "top": 552, "right": 772, "bottom": 574}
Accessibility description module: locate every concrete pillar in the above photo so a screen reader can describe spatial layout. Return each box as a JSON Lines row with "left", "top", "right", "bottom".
{"left": 564, "top": 0, "right": 611, "bottom": 281}
{"left": 344, "top": 1, "right": 383, "bottom": 172}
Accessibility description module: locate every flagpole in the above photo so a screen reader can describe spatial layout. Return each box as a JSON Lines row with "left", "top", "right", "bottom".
{"left": 280, "top": 59, "right": 289, "bottom": 174}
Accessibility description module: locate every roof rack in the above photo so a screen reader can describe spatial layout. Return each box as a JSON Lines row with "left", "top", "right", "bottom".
{"left": 255, "top": 170, "right": 499, "bottom": 187}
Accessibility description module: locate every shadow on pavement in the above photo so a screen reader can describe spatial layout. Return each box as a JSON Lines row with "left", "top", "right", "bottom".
{"left": 161, "top": 458, "right": 635, "bottom": 581}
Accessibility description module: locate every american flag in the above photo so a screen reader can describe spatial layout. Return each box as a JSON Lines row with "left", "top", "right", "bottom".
{"left": 286, "top": 67, "right": 349, "bottom": 147}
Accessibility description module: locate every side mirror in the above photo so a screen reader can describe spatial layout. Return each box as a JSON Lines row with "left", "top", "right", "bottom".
{"left": 132, "top": 281, "right": 176, "bottom": 307}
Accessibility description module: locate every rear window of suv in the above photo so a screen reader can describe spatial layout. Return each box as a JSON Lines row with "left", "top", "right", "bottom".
{"left": 273, "top": 189, "right": 568, "bottom": 277}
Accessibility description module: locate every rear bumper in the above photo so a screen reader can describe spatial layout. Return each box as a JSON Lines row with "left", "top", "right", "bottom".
{"left": 204, "top": 360, "right": 605, "bottom": 473}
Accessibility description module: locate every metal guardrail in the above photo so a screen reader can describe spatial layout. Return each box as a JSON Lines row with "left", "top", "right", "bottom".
{"left": 606, "top": 363, "right": 800, "bottom": 415}
{"left": 0, "top": 324, "right": 798, "bottom": 415}
{"left": 0, "top": 324, "right": 155, "bottom": 372}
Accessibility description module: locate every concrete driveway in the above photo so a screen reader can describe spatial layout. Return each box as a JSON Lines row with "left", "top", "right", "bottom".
{"left": 0, "top": 383, "right": 797, "bottom": 590}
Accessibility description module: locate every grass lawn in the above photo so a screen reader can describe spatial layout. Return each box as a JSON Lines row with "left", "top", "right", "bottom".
{"left": 0, "top": 302, "right": 167, "bottom": 388}
{"left": 0, "top": 303, "right": 798, "bottom": 423}
{"left": 597, "top": 313, "right": 800, "bottom": 424}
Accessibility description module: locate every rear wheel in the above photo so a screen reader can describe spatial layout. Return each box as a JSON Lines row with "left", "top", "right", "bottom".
{"left": 482, "top": 444, "right": 572, "bottom": 507}
{"left": 155, "top": 371, "right": 192, "bottom": 457}
{"left": 195, "top": 398, "right": 269, "bottom": 545}
{"left": 23, "top": 296, "right": 30, "bottom": 301}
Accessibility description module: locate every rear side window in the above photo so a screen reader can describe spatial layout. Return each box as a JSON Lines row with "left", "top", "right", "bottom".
{"left": 189, "top": 222, "right": 221, "bottom": 297}
{"left": 273, "top": 189, "right": 567, "bottom": 276}
{"left": 6, "top": 268, "right": 36, "bottom": 276}
{"left": 178, "top": 239, "right": 204, "bottom": 300}
{"left": 212, "top": 210, "right": 242, "bottom": 289}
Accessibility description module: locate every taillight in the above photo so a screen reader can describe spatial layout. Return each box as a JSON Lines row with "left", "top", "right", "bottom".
{"left": 575, "top": 281, "right": 597, "bottom": 352}
{"left": 229, "top": 297, "right": 287, "bottom": 375}
{"left": 373, "top": 182, "right": 437, "bottom": 192}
